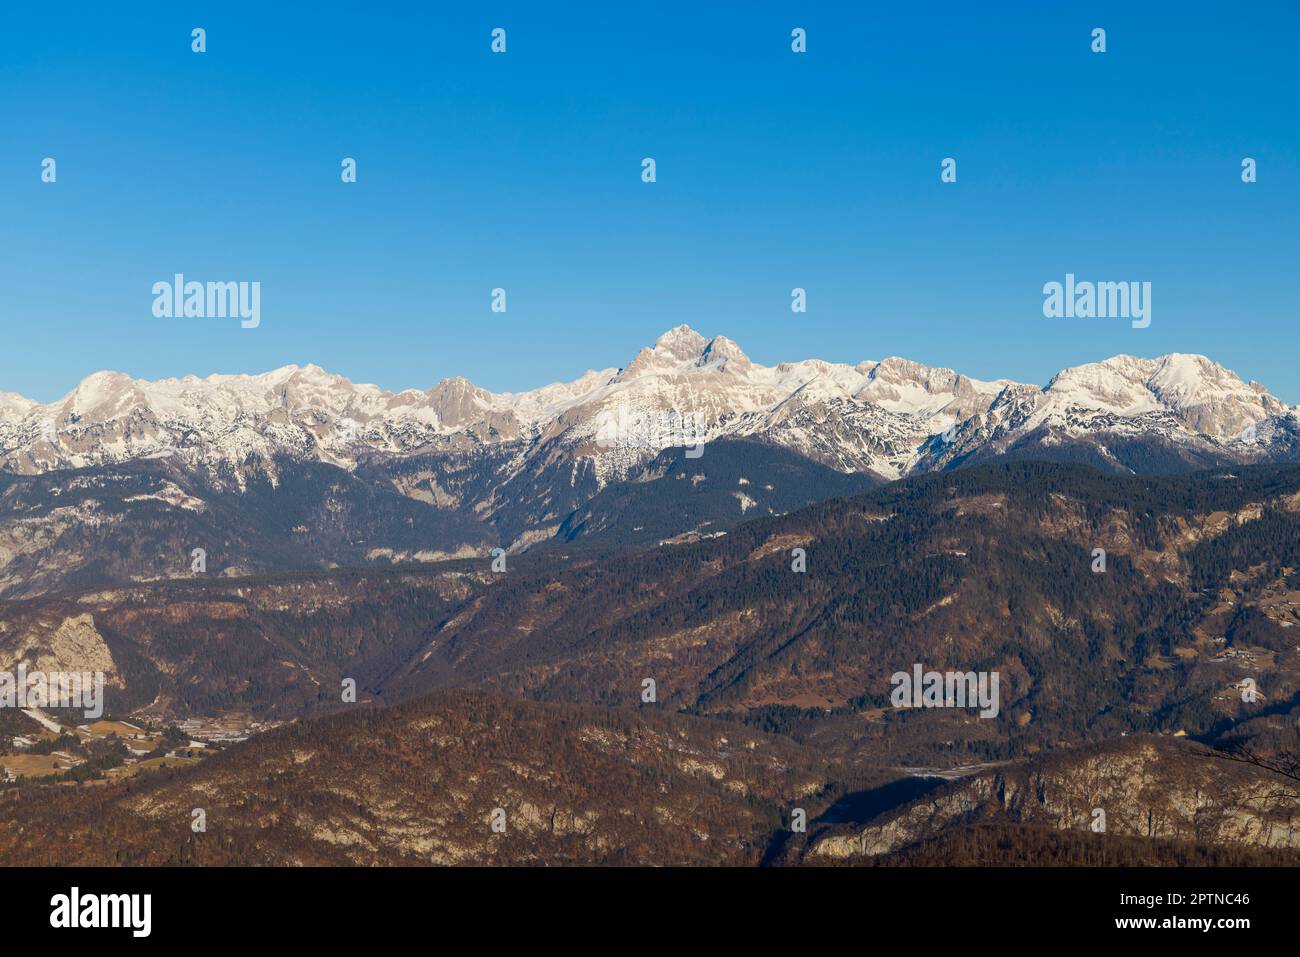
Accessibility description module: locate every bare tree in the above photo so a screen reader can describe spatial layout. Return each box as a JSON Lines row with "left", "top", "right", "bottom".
{"left": 1198, "top": 740, "right": 1300, "bottom": 805}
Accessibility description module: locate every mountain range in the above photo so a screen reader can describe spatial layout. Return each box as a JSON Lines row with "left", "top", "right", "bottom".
{"left": 4, "top": 324, "right": 1300, "bottom": 864}
{"left": 1, "top": 326, "right": 1298, "bottom": 598}
{"left": 4, "top": 325, "right": 1296, "bottom": 482}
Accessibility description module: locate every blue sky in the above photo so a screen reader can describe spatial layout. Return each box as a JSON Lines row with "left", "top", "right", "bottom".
{"left": 1, "top": 1, "right": 1296, "bottom": 402}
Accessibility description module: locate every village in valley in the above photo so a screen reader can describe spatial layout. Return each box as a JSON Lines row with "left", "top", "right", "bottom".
{"left": 0, "top": 707, "right": 277, "bottom": 787}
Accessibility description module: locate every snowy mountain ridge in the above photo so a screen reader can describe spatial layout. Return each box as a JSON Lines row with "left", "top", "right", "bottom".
{"left": 1, "top": 325, "right": 1295, "bottom": 482}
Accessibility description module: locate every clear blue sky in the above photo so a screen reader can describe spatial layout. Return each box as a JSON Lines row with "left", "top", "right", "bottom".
{"left": 1, "top": 1, "right": 1296, "bottom": 402}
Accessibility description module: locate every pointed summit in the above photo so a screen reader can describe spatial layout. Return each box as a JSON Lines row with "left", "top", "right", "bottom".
{"left": 619, "top": 325, "right": 711, "bottom": 379}
{"left": 698, "top": 335, "right": 751, "bottom": 372}
{"left": 653, "top": 324, "right": 709, "bottom": 359}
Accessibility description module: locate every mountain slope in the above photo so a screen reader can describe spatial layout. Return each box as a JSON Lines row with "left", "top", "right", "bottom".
{"left": 5, "top": 463, "right": 1300, "bottom": 866}
{"left": 805, "top": 736, "right": 1300, "bottom": 862}
{"left": 375, "top": 462, "right": 1300, "bottom": 762}
{"left": 0, "top": 691, "right": 823, "bottom": 866}
{"left": 10, "top": 461, "right": 1299, "bottom": 766}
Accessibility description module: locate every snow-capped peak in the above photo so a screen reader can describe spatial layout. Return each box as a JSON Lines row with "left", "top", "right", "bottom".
{"left": 0, "top": 330, "right": 1294, "bottom": 483}
{"left": 1038, "top": 353, "right": 1286, "bottom": 437}
{"left": 655, "top": 323, "right": 710, "bottom": 357}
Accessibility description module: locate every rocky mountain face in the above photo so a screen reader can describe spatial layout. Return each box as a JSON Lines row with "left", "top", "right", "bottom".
{"left": 806, "top": 737, "right": 1300, "bottom": 862}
